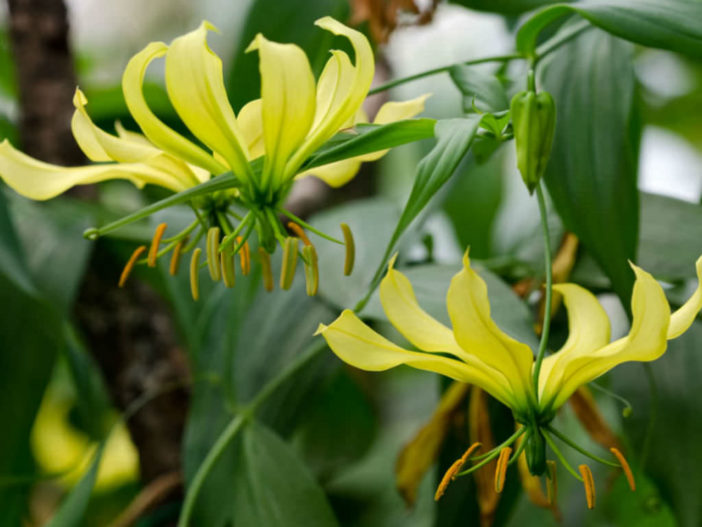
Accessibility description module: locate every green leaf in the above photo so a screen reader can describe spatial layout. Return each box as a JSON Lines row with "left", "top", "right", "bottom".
{"left": 0, "top": 191, "right": 62, "bottom": 522}
{"left": 45, "top": 445, "right": 104, "bottom": 527}
{"left": 638, "top": 192, "right": 702, "bottom": 280}
{"left": 450, "top": 0, "right": 565, "bottom": 15}
{"left": 353, "top": 117, "right": 481, "bottom": 310}
{"left": 542, "top": 29, "right": 639, "bottom": 305}
{"left": 614, "top": 322, "right": 702, "bottom": 526}
{"left": 517, "top": 0, "right": 702, "bottom": 59}
{"left": 233, "top": 422, "right": 339, "bottom": 526}
{"left": 227, "top": 0, "right": 349, "bottom": 111}
{"left": 449, "top": 66, "right": 509, "bottom": 114}
{"left": 304, "top": 119, "right": 437, "bottom": 170}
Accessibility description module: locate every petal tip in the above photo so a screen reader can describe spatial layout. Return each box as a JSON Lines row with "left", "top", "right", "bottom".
{"left": 245, "top": 33, "right": 264, "bottom": 53}
{"left": 388, "top": 253, "right": 399, "bottom": 271}
{"left": 73, "top": 87, "right": 88, "bottom": 108}
{"left": 314, "top": 323, "right": 328, "bottom": 336}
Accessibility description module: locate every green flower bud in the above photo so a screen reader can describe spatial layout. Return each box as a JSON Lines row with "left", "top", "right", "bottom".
{"left": 510, "top": 90, "right": 556, "bottom": 193}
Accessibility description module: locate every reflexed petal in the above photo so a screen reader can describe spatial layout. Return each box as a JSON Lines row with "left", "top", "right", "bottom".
{"left": 296, "top": 158, "right": 361, "bottom": 187}
{"left": 165, "top": 22, "right": 251, "bottom": 180}
{"left": 71, "top": 88, "right": 160, "bottom": 163}
{"left": 545, "top": 265, "right": 670, "bottom": 409}
{"left": 237, "top": 99, "right": 264, "bottom": 159}
{"left": 668, "top": 255, "right": 702, "bottom": 339}
{"left": 447, "top": 251, "right": 534, "bottom": 401}
{"left": 0, "top": 140, "right": 188, "bottom": 200}
{"left": 115, "top": 121, "right": 154, "bottom": 146}
{"left": 316, "top": 310, "right": 517, "bottom": 407}
{"left": 122, "top": 41, "right": 226, "bottom": 175}
{"left": 538, "top": 283, "right": 611, "bottom": 399}
{"left": 310, "top": 50, "right": 355, "bottom": 132}
{"left": 246, "top": 34, "right": 316, "bottom": 186}
{"left": 356, "top": 94, "right": 431, "bottom": 162}
{"left": 287, "top": 17, "right": 374, "bottom": 174}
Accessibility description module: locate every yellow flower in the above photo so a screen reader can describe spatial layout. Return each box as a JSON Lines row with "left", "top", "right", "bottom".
{"left": 0, "top": 18, "right": 428, "bottom": 295}
{"left": 0, "top": 18, "right": 426, "bottom": 200}
{"left": 317, "top": 251, "right": 702, "bottom": 501}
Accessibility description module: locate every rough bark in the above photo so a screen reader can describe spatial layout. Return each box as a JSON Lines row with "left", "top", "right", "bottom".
{"left": 6, "top": 0, "right": 188, "bottom": 493}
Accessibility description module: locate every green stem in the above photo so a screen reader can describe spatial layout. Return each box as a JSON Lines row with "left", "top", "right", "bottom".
{"left": 534, "top": 19, "right": 591, "bottom": 63}
{"left": 532, "top": 182, "right": 553, "bottom": 401}
{"left": 456, "top": 427, "right": 526, "bottom": 477}
{"left": 177, "top": 340, "right": 328, "bottom": 527}
{"left": 277, "top": 208, "right": 343, "bottom": 244}
{"left": 368, "top": 53, "right": 522, "bottom": 95}
{"left": 508, "top": 428, "right": 529, "bottom": 466}
{"left": 545, "top": 426, "right": 619, "bottom": 468}
{"left": 220, "top": 211, "right": 254, "bottom": 251}
{"left": 542, "top": 430, "right": 583, "bottom": 482}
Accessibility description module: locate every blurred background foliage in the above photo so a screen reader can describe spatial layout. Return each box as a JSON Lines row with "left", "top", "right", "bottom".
{"left": 0, "top": 0, "right": 701, "bottom": 526}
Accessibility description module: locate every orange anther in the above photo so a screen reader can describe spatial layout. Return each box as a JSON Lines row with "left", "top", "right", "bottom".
{"left": 119, "top": 245, "right": 147, "bottom": 287}
{"left": 287, "top": 222, "right": 311, "bottom": 246}
{"left": 610, "top": 447, "right": 635, "bottom": 491}
{"left": 494, "top": 447, "right": 512, "bottom": 493}
{"left": 578, "top": 464, "right": 596, "bottom": 509}
{"left": 147, "top": 223, "right": 167, "bottom": 267}
{"left": 434, "top": 442, "right": 481, "bottom": 501}
{"left": 237, "top": 237, "right": 251, "bottom": 275}
{"left": 169, "top": 238, "right": 186, "bottom": 276}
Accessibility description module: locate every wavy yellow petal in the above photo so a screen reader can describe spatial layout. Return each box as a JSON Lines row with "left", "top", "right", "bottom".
{"left": 668, "top": 255, "right": 702, "bottom": 339}
{"left": 165, "top": 22, "right": 251, "bottom": 180}
{"left": 537, "top": 283, "right": 611, "bottom": 402}
{"left": 71, "top": 88, "right": 161, "bottom": 164}
{"left": 447, "top": 251, "right": 533, "bottom": 403}
{"left": 237, "top": 99, "right": 264, "bottom": 159}
{"left": 547, "top": 265, "right": 670, "bottom": 409}
{"left": 317, "top": 309, "right": 516, "bottom": 407}
{"left": 122, "top": 41, "right": 226, "bottom": 175}
{"left": 287, "top": 17, "right": 374, "bottom": 176}
{"left": 0, "top": 140, "right": 187, "bottom": 200}
{"left": 247, "top": 34, "right": 316, "bottom": 187}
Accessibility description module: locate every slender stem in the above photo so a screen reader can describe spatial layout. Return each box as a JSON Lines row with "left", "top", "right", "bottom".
{"left": 534, "top": 19, "right": 591, "bottom": 63}
{"left": 277, "top": 208, "right": 343, "bottom": 244}
{"left": 220, "top": 211, "right": 254, "bottom": 251}
{"left": 265, "top": 208, "right": 288, "bottom": 246}
{"left": 177, "top": 340, "right": 328, "bottom": 527}
{"left": 368, "top": 53, "right": 523, "bottom": 96}
{"left": 532, "top": 182, "right": 553, "bottom": 401}
{"left": 542, "top": 430, "right": 583, "bottom": 482}
{"left": 162, "top": 219, "right": 199, "bottom": 243}
{"left": 589, "top": 382, "right": 634, "bottom": 418}
{"left": 456, "top": 427, "right": 525, "bottom": 477}
{"left": 508, "top": 428, "right": 529, "bottom": 466}
{"left": 545, "top": 426, "right": 619, "bottom": 468}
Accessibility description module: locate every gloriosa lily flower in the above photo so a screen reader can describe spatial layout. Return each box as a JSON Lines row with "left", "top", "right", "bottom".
{"left": 0, "top": 18, "right": 427, "bottom": 296}
{"left": 317, "top": 252, "right": 702, "bottom": 507}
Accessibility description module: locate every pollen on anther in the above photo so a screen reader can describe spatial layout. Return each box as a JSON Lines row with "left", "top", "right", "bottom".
{"left": 280, "top": 237, "right": 299, "bottom": 290}
{"left": 287, "top": 222, "right": 311, "bottom": 246}
{"left": 578, "top": 464, "right": 596, "bottom": 509}
{"left": 147, "top": 223, "right": 167, "bottom": 267}
{"left": 610, "top": 448, "right": 635, "bottom": 491}
{"left": 259, "top": 248, "right": 273, "bottom": 292}
{"left": 119, "top": 245, "right": 147, "bottom": 287}
{"left": 237, "top": 237, "right": 251, "bottom": 275}
{"left": 190, "top": 248, "right": 202, "bottom": 301}
{"left": 341, "top": 223, "right": 354, "bottom": 276}
{"left": 546, "top": 460, "right": 558, "bottom": 505}
{"left": 494, "top": 446, "right": 512, "bottom": 493}
{"left": 434, "top": 442, "right": 481, "bottom": 501}
{"left": 170, "top": 238, "right": 186, "bottom": 276}
{"left": 302, "top": 244, "right": 319, "bottom": 296}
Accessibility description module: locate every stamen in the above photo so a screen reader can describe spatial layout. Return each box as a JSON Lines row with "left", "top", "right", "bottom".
{"left": 147, "top": 223, "right": 168, "bottom": 267}
{"left": 578, "top": 464, "right": 596, "bottom": 509}
{"left": 494, "top": 447, "right": 512, "bottom": 493}
{"left": 259, "top": 248, "right": 274, "bottom": 292}
{"left": 610, "top": 448, "right": 635, "bottom": 491}
{"left": 434, "top": 442, "right": 482, "bottom": 501}
{"left": 280, "top": 237, "right": 299, "bottom": 290}
{"left": 221, "top": 246, "right": 236, "bottom": 288}
{"left": 190, "top": 248, "right": 202, "bottom": 301}
{"left": 169, "top": 238, "right": 186, "bottom": 276}
{"left": 237, "top": 237, "right": 251, "bottom": 275}
{"left": 341, "top": 223, "right": 355, "bottom": 276}
{"left": 302, "top": 244, "right": 319, "bottom": 296}
{"left": 287, "top": 222, "right": 311, "bottom": 246}
{"left": 119, "top": 245, "right": 147, "bottom": 287}
{"left": 206, "top": 227, "right": 222, "bottom": 281}
{"left": 546, "top": 460, "right": 558, "bottom": 505}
